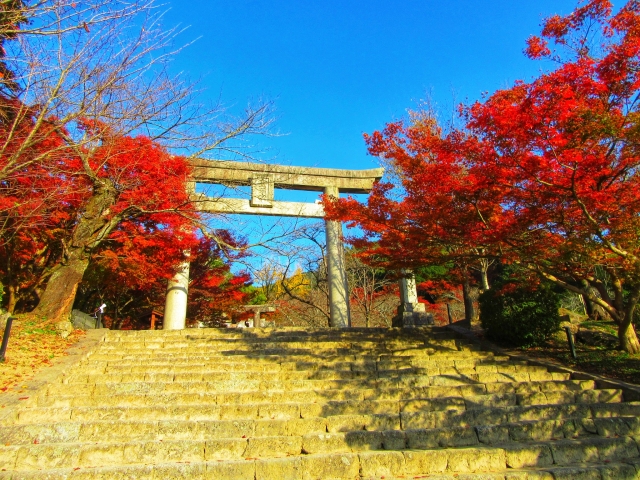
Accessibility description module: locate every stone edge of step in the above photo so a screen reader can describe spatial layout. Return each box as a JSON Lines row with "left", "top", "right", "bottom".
{"left": 446, "top": 324, "right": 640, "bottom": 401}
{"left": 0, "top": 329, "right": 107, "bottom": 426}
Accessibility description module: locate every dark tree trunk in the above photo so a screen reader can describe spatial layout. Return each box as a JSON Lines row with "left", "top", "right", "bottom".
{"left": 580, "top": 281, "right": 609, "bottom": 320}
{"left": 462, "top": 274, "right": 479, "bottom": 327}
{"left": 33, "top": 181, "right": 117, "bottom": 323}
{"left": 32, "top": 253, "right": 89, "bottom": 322}
{"left": 446, "top": 303, "right": 453, "bottom": 325}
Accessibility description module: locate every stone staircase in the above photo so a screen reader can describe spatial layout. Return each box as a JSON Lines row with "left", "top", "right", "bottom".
{"left": 1, "top": 326, "right": 640, "bottom": 479}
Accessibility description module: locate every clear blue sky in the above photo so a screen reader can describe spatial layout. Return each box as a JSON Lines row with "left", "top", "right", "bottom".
{"left": 161, "top": 1, "right": 580, "bottom": 272}
{"left": 163, "top": 1, "right": 576, "bottom": 173}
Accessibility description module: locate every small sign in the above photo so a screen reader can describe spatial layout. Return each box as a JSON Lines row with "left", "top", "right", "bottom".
{"left": 250, "top": 174, "right": 274, "bottom": 207}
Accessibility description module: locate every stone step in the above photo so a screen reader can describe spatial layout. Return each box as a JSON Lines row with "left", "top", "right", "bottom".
{"left": 97, "top": 331, "right": 439, "bottom": 341}
{"left": 91, "top": 335, "right": 469, "bottom": 347}
{"left": 100, "top": 326, "right": 455, "bottom": 339}
{"left": 34, "top": 379, "right": 599, "bottom": 408}
{"left": 77, "top": 355, "right": 520, "bottom": 371}
{"left": 15, "top": 390, "right": 628, "bottom": 425}
{"left": 1, "top": 438, "right": 638, "bottom": 478}
{"left": 60, "top": 365, "right": 557, "bottom": 385}
{"left": 96, "top": 340, "right": 421, "bottom": 349}
{"left": 96, "top": 333, "right": 468, "bottom": 342}
{"left": 73, "top": 360, "right": 539, "bottom": 374}
{"left": 44, "top": 371, "right": 574, "bottom": 397}
{"left": 3, "top": 326, "right": 637, "bottom": 479}
{"left": 100, "top": 337, "right": 429, "bottom": 346}
{"left": 7, "top": 401, "right": 639, "bottom": 445}
{"left": 86, "top": 348, "right": 477, "bottom": 359}
{"left": 81, "top": 350, "right": 500, "bottom": 365}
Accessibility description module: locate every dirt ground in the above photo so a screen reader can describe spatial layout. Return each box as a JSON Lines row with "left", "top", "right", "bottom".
{"left": 525, "top": 331, "right": 640, "bottom": 385}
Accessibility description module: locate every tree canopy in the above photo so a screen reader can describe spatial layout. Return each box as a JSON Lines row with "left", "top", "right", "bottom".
{"left": 325, "top": 0, "right": 640, "bottom": 353}
{"left": 0, "top": 0, "right": 271, "bottom": 325}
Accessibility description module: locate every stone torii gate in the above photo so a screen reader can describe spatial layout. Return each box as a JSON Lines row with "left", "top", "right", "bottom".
{"left": 163, "top": 160, "right": 384, "bottom": 330}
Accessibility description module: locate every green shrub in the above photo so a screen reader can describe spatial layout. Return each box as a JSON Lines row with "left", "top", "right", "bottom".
{"left": 479, "top": 276, "right": 561, "bottom": 348}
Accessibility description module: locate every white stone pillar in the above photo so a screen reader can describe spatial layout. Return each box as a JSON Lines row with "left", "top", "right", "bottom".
{"left": 324, "top": 186, "right": 351, "bottom": 328}
{"left": 163, "top": 261, "right": 190, "bottom": 330}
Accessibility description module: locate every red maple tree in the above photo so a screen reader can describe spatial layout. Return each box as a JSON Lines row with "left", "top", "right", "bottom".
{"left": 0, "top": 116, "right": 199, "bottom": 322}
{"left": 325, "top": 0, "right": 640, "bottom": 353}
{"left": 75, "top": 233, "right": 251, "bottom": 329}
{"left": 186, "top": 234, "right": 252, "bottom": 326}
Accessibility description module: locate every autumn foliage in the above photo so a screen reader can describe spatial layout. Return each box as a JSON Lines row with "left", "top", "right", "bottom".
{"left": 0, "top": 110, "right": 250, "bottom": 326}
{"left": 325, "top": 0, "right": 640, "bottom": 353}
{"left": 0, "top": 1, "right": 266, "bottom": 328}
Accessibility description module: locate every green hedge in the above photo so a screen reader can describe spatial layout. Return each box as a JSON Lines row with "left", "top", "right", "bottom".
{"left": 479, "top": 276, "right": 561, "bottom": 348}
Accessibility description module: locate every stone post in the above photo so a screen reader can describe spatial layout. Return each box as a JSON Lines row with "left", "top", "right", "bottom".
{"left": 324, "top": 186, "right": 351, "bottom": 328}
{"left": 399, "top": 272, "right": 420, "bottom": 307}
{"left": 393, "top": 270, "right": 433, "bottom": 327}
{"left": 242, "top": 305, "right": 276, "bottom": 328}
{"left": 163, "top": 261, "right": 190, "bottom": 330}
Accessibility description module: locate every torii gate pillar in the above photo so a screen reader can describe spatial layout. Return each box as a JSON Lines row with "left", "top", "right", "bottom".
{"left": 163, "top": 261, "right": 189, "bottom": 330}
{"left": 324, "top": 186, "right": 351, "bottom": 328}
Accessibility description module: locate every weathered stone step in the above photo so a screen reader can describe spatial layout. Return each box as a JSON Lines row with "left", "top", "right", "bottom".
{"left": 1, "top": 438, "right": 638, "bottom": 478}
{"left": 45, "top": 371, "right": 574, "bottom": 397}
{"left": 101, "top": 326, "right": 455, "bottom": 339}
{"left": 4, "top": 326, "right": 638, "bottom": 479}
{"left": 47, "top": 372, "right": 577, "bottom": 398}
{"left": 111, "top": 329, "right": 430, "bottom": 338}
{"left": 100, "top": 337, "right": 429, "bottom": 348}
{"left": 45, "top": 378, "right": 411, "bottom": 397}
{"left": 73, "top": 360, "right": 539, "bottom": 375}
{"left": 1, "top": 462, "right": 637, "bottom": 480}
{"left": 75, "top": 356, "right": 524, "bottom": 373}
{"left": 77, "top": 354, "right": 518, "bottom": 371}
{"left": 400, "top": 401, "right": 640, "bottom": 431}
{"left": 15, "top": 389, "right": 627, "bottom": 426}
{"left": 90, "top": 335, "right": 472, "bottom": 349}
{"left": 97, "top": 339, "right": 420, "bottom": 349}
{"left": 360, "top": 459, "right": 640, "bottom": 480}
{"left": 86, "top": 347, "right": 483, "bottom": 360}
{"left": 60, "top": 364, "right": 557, "bottom": 386}
{"left": 7, "top": 401, "right": 639, "bottom": 446}
{"left": 98, "top": 332, "right": 439, "bottom": 343}
{"left": 61, "top": 369, "right": 385, "bottom": 384}
{"left": 34, "top": 379, "right": 599, "bottom": 408}
{"left": 82, "top": 350, "right": 499, "bottom": 365}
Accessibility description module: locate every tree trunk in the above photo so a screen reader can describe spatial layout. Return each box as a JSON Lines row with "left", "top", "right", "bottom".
{"left": 462, "top": 275, "right": 479, "bottom": 327}
{"left": 479, "top": 259, "right": 490, "bottom": 291}
{"left": 581, "top": 281, "right": 609, "bottom": 320}
{"left": 619, "top": 322, "right": 640, "bottom": 354}
{"left": 6, "top": 285, "right": 17, "bottom": 314}
{"left": 32, "top": 253, "right": 89, "bottom": 323}
{"left": 33, "top": 180, "right": 117, "bottom": 323}
{"left": 480, "top": 270, "right": 490, "bottom": 291}
{"left": 617, "top": 297, "right": 640, "bottom": 354}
